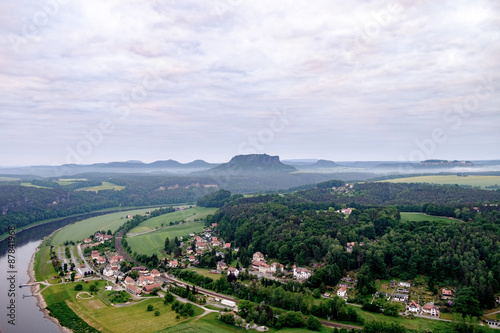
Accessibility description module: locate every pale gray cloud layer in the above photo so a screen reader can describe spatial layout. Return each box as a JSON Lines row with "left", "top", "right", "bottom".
{"left": 0, "top": 0, "right": 499, "bottom": 166}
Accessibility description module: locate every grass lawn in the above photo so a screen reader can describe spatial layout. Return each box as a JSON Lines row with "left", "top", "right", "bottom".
{"left": 34, "top": 245, "right": 57, "bottom": 281}
{"left": 350, "top": 306, "right": 452, "bottom": 331}
{"left": 50, "top": 208, "right": 157, "bottom": 245}
{"left": 75, "top": 181, "right": 126, "bottom": 192}
{"left": 187, "top": 268, "right": 221, "bottom": 280}
{"left": 128, "top": 207, "right": 216, "bottom": 234}
{"left": 157, "top": 312, "right": 332, "bottom": 333}
{"left": 20, "top": 182, "right": 51, "bottom": 189}
{"left": 41, "top": 282, "right": 200, "bottom": 333}
{"left": 400, "top": 212, "right": 457, "bottom": 223}
{"left": 127, "top": 221, "right": 206, "bottom": 256}
{"left": 380, "top": 175, "right": 500, "bottom": 189}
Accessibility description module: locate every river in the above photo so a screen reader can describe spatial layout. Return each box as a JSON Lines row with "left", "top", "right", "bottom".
{"left": 0, "top": 217, "right": 93, "bottom": 333}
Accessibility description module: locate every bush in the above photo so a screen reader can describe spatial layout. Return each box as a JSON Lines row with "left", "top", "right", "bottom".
{"left": 74, "top": 284, "right": 83, "bottom": 291}
{"left": 147, "top": 304, "right": 154, "bottom": 312}
{"left": 306, "top": 315, "right": 322, "bottom": 331}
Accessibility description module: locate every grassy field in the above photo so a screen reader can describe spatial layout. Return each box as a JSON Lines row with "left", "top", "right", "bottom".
{"left": 20, "top": 182, "right": 51, "bottom": 189}
{"left": 127, "top": 221, "right": 206, "bottom": 256}
{"left": 381, "top": 175, "right": 500, "bottom": 188}
{"left": 75, "top": 181, "right": 126, "bottom": 192}
{"left": 50, "top": 208, "right": 156, "bottom": 245}
{"left": 56, "top": 178, "right": 88, "bottom": 185}
{"left": 0, "top": 176, "right": 19, "bottom": 181}
{"left": 400, "top": 212, "right": 457, "bottom": 223}
{"left": 41, "top": 282, "right": 201, "bottom": 333}
{"left": 157, "top": 312, "right": 335, "bottom": 333}
{"left": 186, "top": 268, "right": 222, "bottom": 280}
{"left": 34, "top": 245, "right": 57, "bottom": 281}
{"left": 128, "top": 207, "right": 216, "bottom": 234}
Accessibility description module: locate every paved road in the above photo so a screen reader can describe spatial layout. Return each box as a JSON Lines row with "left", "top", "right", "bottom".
{"left": 76, "top": 243, "right": 93, "bottom": 275}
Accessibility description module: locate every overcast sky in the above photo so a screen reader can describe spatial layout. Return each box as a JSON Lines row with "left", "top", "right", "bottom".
{"left": 1, "top": 0, "right": 499, "bottom": 166}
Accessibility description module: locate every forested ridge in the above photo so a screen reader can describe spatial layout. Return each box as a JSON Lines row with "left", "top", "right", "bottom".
{"left": 208, "top": 184, "right": 500, "bottom": 310}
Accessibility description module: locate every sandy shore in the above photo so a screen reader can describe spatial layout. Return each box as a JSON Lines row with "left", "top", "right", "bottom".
{"left": 28, "top": 244, "right": 72, "bottom": 333}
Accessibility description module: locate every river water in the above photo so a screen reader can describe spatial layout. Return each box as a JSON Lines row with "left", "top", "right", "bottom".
{"left": 0, "top": 218, "right": 90, "bottom": 333}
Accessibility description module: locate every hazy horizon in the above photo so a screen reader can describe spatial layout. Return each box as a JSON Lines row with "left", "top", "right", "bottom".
{"left": 1, "top": 0, "right": 499, "bottom": 167}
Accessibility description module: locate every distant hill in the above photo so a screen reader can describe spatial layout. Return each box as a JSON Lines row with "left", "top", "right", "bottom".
{"left": 310, "top": 159, "right": 340, "bottom": 168}
{"left": 208, "top": 154, "right": 296, "bottom": 174}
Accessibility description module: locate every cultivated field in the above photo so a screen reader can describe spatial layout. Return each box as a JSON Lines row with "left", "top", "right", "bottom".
{"left": 400, "top": 212, "right": 456, "bottom": 223}
{"left": 127, "top": 221, "right": 206, "bottom": 256}
{"left": 50, "top": 208, "right": 157, "bottom": 245}
{"left": 75, "top": 181, "right": 126, "bottom": 192}
{"left": 381, "top": 175, "right": 500, "bottom": 188}
{"left": 56, "top": 178, "right": 88, "bottom": 186}
{"left": 128, "top": 207, "right": 216, "bottom": 234}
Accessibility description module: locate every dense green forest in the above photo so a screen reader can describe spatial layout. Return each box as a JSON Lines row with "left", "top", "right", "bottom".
{"left": 206, "top": 184, "right": 500, "bottom": 311}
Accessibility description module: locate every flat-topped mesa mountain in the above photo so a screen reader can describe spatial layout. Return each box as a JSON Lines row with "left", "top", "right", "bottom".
{"left": 309, "top": 159, "right": 340, "bottom": 168}
{"left": 208, "top": 154, "right": 297, "bottom": 174}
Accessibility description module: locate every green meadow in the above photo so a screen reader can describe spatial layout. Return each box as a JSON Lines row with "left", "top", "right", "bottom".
{"left": 381, "top": 175, "right": 500, "bottom": 188}
{"left": 41, "top": 282, "right": 202, "bottom": 333}
{"left": 127, "top": 221, "right": 206, "bottom": 256}
{"left": 128, "top": 207, "right": 216, "bottom": 234}
{"left": 50, "top": 207, "right": 156, "bottom": 245}
{"left": 75, "top": 181, "right": 126, "bottom": 192}
{"left": 400, "top": 212, "right": 457, "bottom": 223}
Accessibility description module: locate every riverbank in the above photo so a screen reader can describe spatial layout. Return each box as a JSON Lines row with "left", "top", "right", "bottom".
{"left": 28, "top": 243, "right": 70, "bottom": 333}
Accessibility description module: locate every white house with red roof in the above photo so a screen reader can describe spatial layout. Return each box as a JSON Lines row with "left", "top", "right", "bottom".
{"left": 253, "top": 252, "right": 265, "bottom": 262}
{"left": 228, "top": 267, "right": 239, "bottom": 277}
{"left": 150, "top": 269, "right": 160, "bottom": 278}
{"left": 407, "top": 301, "right": 421, "bottom": 313}
{"left": 422, "top": 303, "right": 438, "bottom": 316}
{"left": 337, "top": 286, "right": 347, "bottom": 298}
{"left": 293, "top": 266, "right": 311, "bottom": 280}
{"left": 91, "top": 250, "right": 99, "bottom": 259}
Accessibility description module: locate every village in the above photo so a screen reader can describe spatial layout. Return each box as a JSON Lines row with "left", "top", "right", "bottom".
{"left": 53, "top": 219, "right": 500, "bottom": 331}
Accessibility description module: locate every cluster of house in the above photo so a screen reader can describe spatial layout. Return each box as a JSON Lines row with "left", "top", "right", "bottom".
{"left": 392, "top": 281, "right": 411, "bottom": 303}
{"left": 216, "top": 261, "right": 240, "bottom": 276}
{"left": 249, "top": 252, "right": 311, "bottom": 280}
{"left": 102, "top": 255, "right": 125, "bottom": 279}
{"left": 82, "top": 232, "right": 113, "bottom": 248}
{"left": 407, "top": 301, "right": 439, "bottom": 316}
{"left": 345, "top": 241, "right": 364, "bottom": 253}
{"left": 123, "top": 266, "right": 162, "bottom": 296}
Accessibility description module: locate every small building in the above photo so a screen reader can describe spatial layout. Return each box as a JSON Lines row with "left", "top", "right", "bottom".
{"left": 126, "top": 284, "right": 142, "bottom": 296}
{"left": 217, "top": 261, "right": 228, "bottom": 271}
{"left": 143, "top": 282, "right": 162, "bottom": 294}
{"left": 91, "top": 250, "right": 99, "bottom": 259}
{"left": 84, "top": 238, "right": 92, "bottom": 244}
{"left": 399, "top": 282, "right": 411, "bottom": 288}
{"left": 270, "top": 262, "right": 284, "bottom": 273}
{"left": 441, "top": 288, "right": 454, "bottom": 299}
{"left": 103, "top": 234, "right": 113, "bottom": 241}
{"left": 169, "top": 260, "right": 179, "bottom": 268}
{"left": 124, "top": 276, "right": 135, "bottom": 285}
{"left": 337, "top": 286, "right": 347, "bottom": 298}
{"left": 393, "top": 294, "right": 408, "bottom": 302}
{"left": 293, "top": 266, "right": 311, "bottom": 280}
{"left": 346, "top": 242, "right": 355, "bottom": 253}
{"left": 224, "top": 243, "right": 231, "bottom": 249}
{"left": 341, "top": 208, "right": 353, "bottom": 215}
{"left": 96, "top": 257, "right": 106, "bottom": 264}
{"left": 110, "top": 256, "right": 124, "bottom": 264}
{"left": 422, "top": 303, "right": 438, "bottom": 316}
{"left": 150, "top": 269, "right": 160, "bottom": 278}
{"left": 189, "top": 256, "right": 196, "bottom": 262}
{"left": 407, "top": 300, "right": 421, "bottom": 313}
{"left": 253, "top": 252, "right": 265, "bottom": 262}
{"left": 228, "top": 267, "right": 239, "bottom": 277}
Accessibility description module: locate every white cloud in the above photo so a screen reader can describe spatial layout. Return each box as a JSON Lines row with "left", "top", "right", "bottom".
{"left": 0, "top": 0, "right": 498, "bottom": 166}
